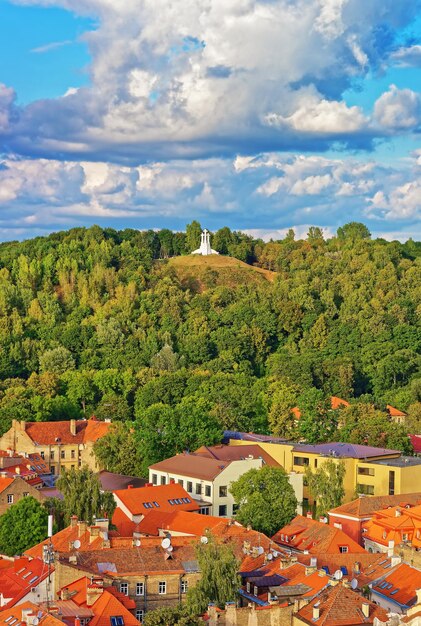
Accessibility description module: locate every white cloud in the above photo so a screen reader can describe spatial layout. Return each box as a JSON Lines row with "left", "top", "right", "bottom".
{"left": 374, "top": 85, "right": 421, "bottom": 131}
{"left": 390, "top": 45, "right": 421, "bottom": 68}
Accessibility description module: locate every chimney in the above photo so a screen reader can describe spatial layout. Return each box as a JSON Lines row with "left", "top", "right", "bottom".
{"left": 395, "top": 508, "right": 401, "bottom": 517}
{"left": 21, "top": 609, "right": 35, "bottom": 624}
{"left": 75, "top": 619, "right": 81, "bottom": 626}
{"left": 391, "top": 555, "right": 401, "bottom": 568}
{"left": 416, "top": 589, "right": 421, "bottom": 605}
{"left": 310, "top": 557, "right": 317, "bottom": 568}
{"left": 78, "top": 521, "right": 88, "bottom": 537}
{"left": 170, "top": 478, "right": 175, "bottom": 484}
{"left": 70, "top": 515, "right": 78, "bottom": 527}
{"left": 61, "top": 587, "right": 71, "bottom": 601}
{"left": 128, "top": 485, "right": 134, "bottom": 490}
{"left": 145, "top": 483, "right": 153, "bottom": 487}
{"left": 307, "top": 512, "right": 313, "bottom": 519}
{"left": 70, "top": 419, "right": 77, "bottom": 436}
{"left": 354, "top": 562, "right": 361, "bottom": 574}
{"left": 86, "top": 583, "right": 104, "bottom": 606}
{"left": 89, "top": 526, "right": 100, "bottom": 543}
{"left": 313, "top": 605, "right": 320, "bottom": 620}
{"left": 362, "top": 603, "right": 370, "bottom": 618}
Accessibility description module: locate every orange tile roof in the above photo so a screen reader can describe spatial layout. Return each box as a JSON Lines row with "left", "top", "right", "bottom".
{"left": 372, "top": 563, "right": 421, "bottom": 608}
{"left": 113, "top": 483, "right": 199, "bottom": 516}
{"left": 0, "top": 477, "right": 14, "bottom": 493}
{"left": 387, "top": 405, "right": 407, "bottom": 417}
{"left": 272, "top": 516, "right": 365, "bottom": 554}
{"left": 296, "top": 583, "right": 388, "bottom": 626}
{"left": 292, "top": 397, "right": 350, "bottom": 420}
{"left": 295, "top": 553, "right": 398, "bottom": 588}
{"left": 60, "top": 578, "right": 139, "bottom": 626}
{"left": 329, "top": 493, "right": 421, "bottom": 519}
{"left": 0, "top": 557, "right": 50, "bottom": 608}
{"left": 24, "top": 522, "right": 109, "bottom": 559}
{"left": 363, "top": 504, "right": 421, "bottom": 549}
{"left": 0, "top": 601, "right": 63, "bottom": 626}
{"left": 23, "top": 417, "right": 110, "bottom": 445}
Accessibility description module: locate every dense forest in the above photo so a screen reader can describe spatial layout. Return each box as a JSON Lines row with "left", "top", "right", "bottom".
{"left": 0, "top": 221, "right": 420, "bottom": 475}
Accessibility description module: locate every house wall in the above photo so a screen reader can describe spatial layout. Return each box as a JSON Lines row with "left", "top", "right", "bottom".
{"left": 328, "top": 513, "right": 365, "bottom": 545}
{"left": 0, "top": 421, "right": 101, "bottom": 475}
{"left": 207, "top": 602, "right": 295, "bottom": 626}
{"left": 0, "top": 477, "right": 44, "bottom": 516}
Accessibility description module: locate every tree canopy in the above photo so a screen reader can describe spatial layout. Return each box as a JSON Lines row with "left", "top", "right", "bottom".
{"left": 56, "top": 467, "right": 116, "bottom": 524}
{"left": 230, "top": 465, "right": 297, "bottom": 536}
{"left": 0, "top": 496, "right": 48, "bottom": 556}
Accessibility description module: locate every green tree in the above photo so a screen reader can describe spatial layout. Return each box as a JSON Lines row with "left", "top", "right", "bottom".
{"left": 56, "top": 467, "right": 116, "bottom": 525}
{"left": 230, "top": 465, "right": 297, "bottom": 536}
{"left": 0, "top": 496, "right": 48, "bottom": 556}
{"left": 337, "top": 222, "right": 371, "bottom": 241}
{"left": 143, "top": 605, "right": 199, "bottom": 626}
{"left": 93, "top": 422, "right": 143, "bottom": 475}
{"left": 39, "top": 346, "right": 75, "bottom": 375}
{"left": 185, "top": 221, "right": 202, "bottom": 253}
{"left": 265, "top": 380, "right": 300, "bottom": 438}
{"left": 305, "top": 460, "right": 346, "bottom": 517}
{"left": 95, "top": 392, "right": 132, "bottom": 421}
{"left": 298, "top": 388, "right": 337, "bottom": 443}
{"left": 186, "top": 534, "right": 240, "bottom": 613}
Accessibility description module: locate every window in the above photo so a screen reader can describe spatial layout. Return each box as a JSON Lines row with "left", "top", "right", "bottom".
{"left": 205, "top": 485, "right": 211, "bottom": 497}
{"left": 196, "top": 483, "right": 202, "bottom": 495}
{"left": 23, "top": 492, "right": 29, "bottom": 497}
{"left": 71, "top": 465, "right": 75, "bottom": 470}
{"left": 314, "top": 459, "right": 318, "bottom": 468}
{"left": 120, "top": 583, "right": 129, "bottom": 595}
{"left": 40, "top": 451, "right": 45, "bottom": 459}
{"left": 7, "top": 494, "right": 13, "bottom": 504}
{"left": 135, "top": 610, "right": 144, "bottom": 622}
{"left": 389, "top": 471, "right": 395, "bottom": 496}
{"left": 219, "top": 505, "right": 227, "bottom": 516}
{"left": 219, "top": 486, "right": 227, "bottom": 497}
{"left": 50, "top": 466, "right": 55, "bottom": 475}
{"left": 232, "top": 504, "right": 239, "bottom": 515}
{"left": 254, "top": 586, "right": 258, "bottom": 596}
{"left": 110, "top": 618, "right": 124, "bottom": 626}
{"left": 181, "top": 580, "right": 188, "bottom": 593}
{"left": 339, "top": 546, "right": 348, "bottom": 553}
{"left": 293, "top": 456, "right": 309, "bottom": 467}
{"left": 160, "top": 476, "right": 166, "bottom": 485}
{"left": 187, "top": 482, "right": 192, "bottom": 493}
{"left": 158, "top": 581, "right": 166, "bottom": 595}
{"left": 50, "top": 451, "right": 55, "bottom": 460}
{"left": 358, "top": 467, "right": 375, "bottom": 476}
{"left": 357, "top": 484, "right": 374, "bottom": 495}
{"left": 178, "top": 479, "right": 184, "bottom": 487}
{"left": 136, "top": 582, "right": 144, "bottom": 596}
{"left": 151, "top": 474, "right": 157, "bottom": 485}
{"left": 246, "top": 582, "right": 250, "bottom": 593}
{"left": 71, "top": 450, "right": 76, "bottom": 459}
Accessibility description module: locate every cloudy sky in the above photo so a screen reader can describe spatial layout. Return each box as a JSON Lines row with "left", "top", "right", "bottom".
{"left": 1, "top": 0, "right": 421, "bottom": 241}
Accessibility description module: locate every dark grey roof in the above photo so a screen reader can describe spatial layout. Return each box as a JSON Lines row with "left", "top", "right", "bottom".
{"left": 370, "top": 457, "right": 421, "bottom": 467}
{"left": 97, "top": 471, "right": 147, "bottom": 491}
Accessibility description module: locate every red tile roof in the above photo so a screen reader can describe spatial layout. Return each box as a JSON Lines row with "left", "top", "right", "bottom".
{"left": 60, "top": 577, "right": 139, "bottom": 626}
{"left": 410, "top": 436, "right": 421, "bottom": 454}
{"left": 24, "top": 521, "right": 112, "bottom": 559}
{"left": 0, "top": 558, "right": 51, "bottom": 608}
{"left": 0, "top": 477, "right": 14, "bottom": 493}
{"left": 387, "top": 405, "right": 407, "bottom": 418}
{"left": 24, "top": 417, "right": 110, "bottom": 445}
{"left": 137, "top": 510, "right": 237, "bottom": 536}
{"left": 272, "top": 516, "right": 365, "bottom": 554}
{"left": 149, "top": 453, "right": 235, "bottom": 480}
{"left": 113, "top": 483, "right": 199, "bottom": 516}
{"left": 329, "top": 493, "right": 421, "bottom": 519}
{"left": 295, "top": 583, "right": 388, "bottom": 626}
{"left": 372, "top": 563, "right": 421, "bottom": 608}
{"left": 194, "top": 445, "right": 279, "bottom": 466}
{"left": 0, "top": 601, "right": 63, "bottom": 626}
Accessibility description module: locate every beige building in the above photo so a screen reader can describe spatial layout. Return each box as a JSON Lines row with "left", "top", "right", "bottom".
{"left": 149, "top": 448, "right": 303, "bottom": 517}
{"left": 0, "top": 475, "right": 44, "bottom": 515}
{"left": 0, "top": 418, "right": 111, "bottom": 474}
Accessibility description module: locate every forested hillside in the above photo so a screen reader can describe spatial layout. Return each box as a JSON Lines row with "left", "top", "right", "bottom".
{"left": 0, "top": 221, "right": 420, "bottom": 475}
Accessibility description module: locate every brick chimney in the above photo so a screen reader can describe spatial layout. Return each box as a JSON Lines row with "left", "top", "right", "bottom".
{"left": 89, "top": 526, "right": 100, "bottom": 543}
{"left": 70, "top": 419, "right": 77, "bottom": 436}
{"left": 61, "top": 587, "right": 71, "bottom": 601}
{"left": 313, "top": 605, "right": 320, "bottom": 620}
{"left": 78, "top": 521, "right": 88, "bottom": 537}
{"left": 86, "top": 582, "right": 104, "bottom": 607}
{"left": 70, "top": 515, "right": 78, "bottom": 527}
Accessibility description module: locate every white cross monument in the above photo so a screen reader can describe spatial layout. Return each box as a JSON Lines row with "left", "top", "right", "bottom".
{"left": 191, "top": 229, "right": 219, "bottom": 256}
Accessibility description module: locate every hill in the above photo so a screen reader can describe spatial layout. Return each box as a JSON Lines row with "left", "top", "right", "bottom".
{"left": 167, "top": 254, "right": 276, "bottom": 290}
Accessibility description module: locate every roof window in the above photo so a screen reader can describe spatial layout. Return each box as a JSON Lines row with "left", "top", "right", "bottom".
{"left": 110, "top": 618, "right": 124, "bottom": 626}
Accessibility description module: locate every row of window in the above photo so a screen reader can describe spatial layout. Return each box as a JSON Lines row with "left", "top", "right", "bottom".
{"left": 120, "top": 581, "right": 188, "bottom": 596}
{"left": 7, "top": 493, "right": 29, "bottom": 504}
{"left": 150, "top": 474, "right": 228, "bottom": 498}
{"left": 40, "top": 449, "right": 78, "bottom": 460}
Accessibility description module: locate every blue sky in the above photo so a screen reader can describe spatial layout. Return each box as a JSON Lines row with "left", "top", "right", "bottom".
{"left": 0, "top": 0, "right": 420, "bottom": 242}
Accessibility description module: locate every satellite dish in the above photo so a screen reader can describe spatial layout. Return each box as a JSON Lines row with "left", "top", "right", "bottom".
{"left": 161, "top": 537, "right": 171, "bottom": 549}
{"left": 134, "top": 539, "right": 141, "bottom": 547}
{"left": 200, "top": 536, "right": 208, "bottom": 544}
{"left": 267, "top": 553, "right": 273, "bottom": 561}
{"left": 73, "top": 539, "right": 81, "bottom": 550}
{"left": 351, "top": 579, "right": 358, "bottom": 590}
{"left": 257, "top": 546, "right": 264, "bottom": 555}
{"left": 334, "top": 570, "right": 343, "bottom": 580}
